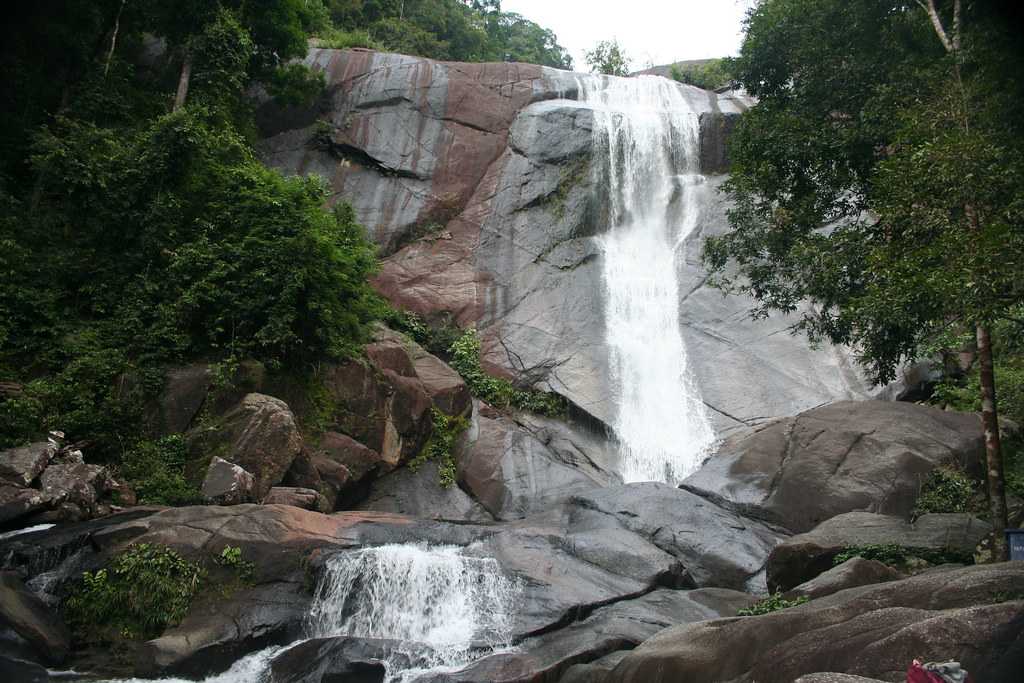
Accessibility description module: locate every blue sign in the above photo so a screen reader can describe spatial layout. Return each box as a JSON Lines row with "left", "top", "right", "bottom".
{"left": 1008, "top": 530, "right": 1024, "bottom": 561}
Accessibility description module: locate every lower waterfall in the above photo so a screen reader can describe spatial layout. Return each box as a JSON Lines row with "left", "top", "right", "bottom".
{"left": 96, "top": 544, "right": 520, "bottom": 683}
{"left": 581, "top": 75, "right": 717, "bottom": 484}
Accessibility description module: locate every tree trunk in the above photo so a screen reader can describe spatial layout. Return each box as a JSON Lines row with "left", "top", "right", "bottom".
{"left": 173, "top": 50, "right": 193, "bottom": 112}
{"left": 977, "top": 322, "right": 1009, "bottom": 561}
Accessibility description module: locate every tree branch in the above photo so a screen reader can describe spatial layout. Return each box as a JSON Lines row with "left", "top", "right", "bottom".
{"left": 104, "top": 0, "right": 126, "bottom": 77}
{"left": 917, "top": 0, "right": 954, "bottom": 54}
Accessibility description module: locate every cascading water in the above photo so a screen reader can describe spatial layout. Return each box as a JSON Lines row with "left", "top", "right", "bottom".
{"left": 580, "top": 75, "right": 717, "bottom": 484}
{"left": 97, "top": 544, "right": 519, "bottom": 683}
{"left": 307, "top": 543, "right": 520, "bottom": 681}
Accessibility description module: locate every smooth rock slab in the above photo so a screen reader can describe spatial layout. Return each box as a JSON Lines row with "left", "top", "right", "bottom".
{"left": 767, "top": 511, "right": 991, "bottom": 591}
{"left": 684, "top": 401, "right": 984, "bottom": 533}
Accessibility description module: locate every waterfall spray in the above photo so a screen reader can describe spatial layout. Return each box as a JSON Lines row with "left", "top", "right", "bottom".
{"left": 581, "top": 75, "right": 717, "bottom": 484}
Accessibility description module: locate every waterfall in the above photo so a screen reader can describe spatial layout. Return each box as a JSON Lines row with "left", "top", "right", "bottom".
{"left": 307, "top": 543, "right": 520, "bottom": 681}
{"left": 581, "top": 75, "right": 717, "bottom": 484}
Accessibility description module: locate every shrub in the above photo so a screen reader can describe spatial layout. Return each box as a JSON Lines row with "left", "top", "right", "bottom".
{"left": 119, "top": 434, "right": 202, "bottom": 506}
{"left": 64, "top": 544, "right": 206, "bottom": 642}
{"left": 448, "top": 328, "right": 566, "bottom": 417}
{"left": 409, "top": 408, "right": 469, "bottom": 487}
{"left": 912, "top": 466, "right": 979, "bottom": 518}
{"left": 214, "top": 545, "right": 256, "bottom": 585}
{"left": 737, "top": 592, "right": 809, "bottom": 616}
{"left": 833, "top": 543, "right": 974, "bottom": 568}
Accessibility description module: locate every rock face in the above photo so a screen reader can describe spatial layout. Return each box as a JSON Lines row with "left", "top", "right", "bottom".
{"left": 188, "top": 393, "right": 303, "bottom": 499}
{"left": 783, "top": 557, "right": 902, "bottom": 601}
{"left": 766, "top": 511, "right": 991, "bottom": 592}
{"left": 258, "top": 48, "right": 877, "bottom": 438}
{"left": 602, "top": 563, "right": 1024, "bottom": 683}
{"left": 0, "top": 572, "right": 70, "bottom": 663}
{"left": 684, "top": 401, "right": 984, "bottom": 533}
{"left": 0, "top": 442, "right": 55, "bottom": 487}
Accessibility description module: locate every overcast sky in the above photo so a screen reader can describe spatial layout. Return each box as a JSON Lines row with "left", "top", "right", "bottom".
{"left": 501, "top": 0, "right": 753, "bottom": 72}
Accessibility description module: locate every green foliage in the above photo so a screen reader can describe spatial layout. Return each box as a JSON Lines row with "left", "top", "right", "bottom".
{"left": 737, "top": 592, "right": 809, "bottom": 616}
{"left": 381, "top": 307, "right": 461, "bottom": 359}
{"left": 833, "top": 543, "right": 974, "bottom": 569}
{"left": 448, "top": 329, "right": 566, "bottom": 417}
{"left": 410, "top": 408, "right": 469, "bottom": 487}
{"left": 669, "top": 59, "right": 733, "bottom": 91}
{"left": 912, "top": 467, "right": 979, "bottom": 518}
{"left": 585, "top": 39, "right": 631, "bottom": 77}
{"left": 214, "top": 545, "right": 256, "bottom": 584}
{"left": 316, "top": 27, "right": 386, "bottom": 51}
{"left": 119, "top": 435, "right": 202, "bottom": 506}
{"left": 64, "top": 544, "right": 206, "bottom": 642}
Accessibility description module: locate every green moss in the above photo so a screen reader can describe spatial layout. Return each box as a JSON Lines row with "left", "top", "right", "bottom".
{"left": 737, "top": 592, "right": 809, "bottom": 616}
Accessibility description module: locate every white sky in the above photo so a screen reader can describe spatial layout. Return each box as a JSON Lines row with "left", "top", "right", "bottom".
{"left": 501, "top": 0, "right": 752, "bottom": 72}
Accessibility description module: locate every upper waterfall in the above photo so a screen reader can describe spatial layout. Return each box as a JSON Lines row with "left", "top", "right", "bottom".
{"left": 580, "top": 74, "right": 717, "bottom": 484}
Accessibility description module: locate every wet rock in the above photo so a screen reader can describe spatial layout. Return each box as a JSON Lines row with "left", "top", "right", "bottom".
{"left": 684, "top": 401, "right": 985, "bottom": 534}
{"left": 0, "top": 654, "right": 49, "bottom": 683}
{"left": 0, "top": 572, "right": 70, "bottom": 663}
{"left": 567, "top": 483, "right": 786, "bottom": 591}
{"left": 189, "top": 393, "right": 303, "bottom": 499}
{"left": 201, "top": 457, "right": 256, "bottom": 505}
{"left": 425, "top": 588, "right": 757, "bottom": 683}
{"left": 263, "top": 487, "right": 330, "bottom": 513}
{"left": 784, "top": 557, "right": 901, "bottom": 601}
{"left": 355, "top": 461, "right": 493, "bottom": 522}
{"left": 767, "top": 511, "right": 991, "bottom": 591}
{"left": 604, "top": 563, "right": 1024, "bottom": 683}
{"left": 268, "top": 636, "right": 411, "bottom": 683}
{"left": 458, "top": 411, "right": 618, "bottom": 520}
{"left": 0, "top": 443, "right": 55, "bottom": 487}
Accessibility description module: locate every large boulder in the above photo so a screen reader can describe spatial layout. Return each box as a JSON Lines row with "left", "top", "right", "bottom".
{"left": 766, "top": 511, "right": 991, "bottom": 591}
{"left": 188, "top": 393, "right": 303, "bottom": 499}
{"left": 156, "top": 364, "right": 212, "bottom": 434}
{"left": 602, "top": 563, "right": 1024, "bottom": 683}
{"left": 684, "top": 401, "right": 984, "bottom": 533}
{"left": 566, "top": 483, "right": 786, "bottom": 591}
{"left": 0, "top": 572, "right": 70, "bottom": 663}
{"left": 0, "top": 443, "right": 55, "bottom": 487}
{"left": 458, "top": 410, "right": 618, "bottom": 520}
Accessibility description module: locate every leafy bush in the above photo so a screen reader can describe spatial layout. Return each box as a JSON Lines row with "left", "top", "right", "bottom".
{"left": 119, "top": 435, "right": 202, "bottom": 506}
{"left": 448, "top": 328, "right": 566, "bottom": 417}
{"left": 315, "top": 27, "right": 385, "bottom": 51}
{"left": 409, "top": 408, "right": 469, "bottom": 487}
{"left": 737, "top": 592, "right": 809, "bottom": 616}
{"left": 912, "top": 466, "right": 979, "bottom": 518}
{"left": 669, "top": 59, "right": 734, "bottom": 91}
{"left": 214, "top": 545, "right": 256, "bottom": 584}
{"left": 833, "top": 543, "right": 974, "bottom": 568}
{"left": 64, "top": 544, "right": 206, "bottom": 641}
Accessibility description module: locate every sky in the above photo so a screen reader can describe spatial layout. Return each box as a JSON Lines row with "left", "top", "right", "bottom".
{"left": 501, "top": 0, "right": 753, "bottom": 72}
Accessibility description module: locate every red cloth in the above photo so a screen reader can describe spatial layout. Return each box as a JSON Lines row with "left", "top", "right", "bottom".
{"left": 906, "top": 662, "right": 975, "bottom": 683}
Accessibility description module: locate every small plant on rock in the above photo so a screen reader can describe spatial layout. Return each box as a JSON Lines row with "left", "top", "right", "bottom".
{"left": 409, "top": 408, "right": 469, "bottom": 487}
{"left": 737, "top": 592, "right": 809, "bottom": 616}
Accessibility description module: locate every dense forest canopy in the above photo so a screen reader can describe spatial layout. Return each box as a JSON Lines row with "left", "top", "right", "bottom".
{"left": 704, "top": 0, "right": 1024, "bottom": 556}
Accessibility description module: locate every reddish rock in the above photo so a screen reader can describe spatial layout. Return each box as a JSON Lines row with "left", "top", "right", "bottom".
{"left": 263, "top": 487, "right": 329, "bottom": 513}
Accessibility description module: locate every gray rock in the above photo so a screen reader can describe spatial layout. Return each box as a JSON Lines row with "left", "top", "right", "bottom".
{"left": 424, "top": 588, "right": 757, "bottom": 683}
{"left": 784, "top": 557, "right": 902, "bottom": 601}
{"left": 38, "top": 462, "right": 107, "bottom": 513}
{"left": 316, "top": 431, "right": 380, "bottom": 484}
{"left": 0, "top": 487, "right": 47, "bottom": 526}
{"left": 567, "top": 483, "right": 786, "bottom": 590}
{"left": 604, "top": 563, "right": 1024, "bottom": 683}
{"left": 0, "top": 443, "right": 55, "bottom": 487}
{"left": 684, "top": 401, "right": 984, "bottom": 533}
{"left": 355, "top": 460, "right": 493, "bottom": 522}
{"left": 458, "top": 410, "right": 618, "bottom": 520}
{"left": 767, "top": 511, "right": 991, "bottom": 591}
{"left": 201, "top": 457, "right": 256, "bottom": 506}
{"left": 263, "top": 486, "right": 329, "bottom": 513}
{"left": 189, "top": 393, "right": 303, "bottom": 499}
{"left": 0, "top": 654, "right": 49, "bottom": 683}
{"left": 794, "top": 675, "right": 891, "bottom": 683}
{"left": 0, "top": 572, "right": 70, "bottom": 663}
{"left": 560, "top": 651, "right": 630, "bottom": 683}
{"left": 158, "top": 364, "right": 211, "bottom": 434}
{"left": 268, "top": 637, "right": 414, "bottom": 683}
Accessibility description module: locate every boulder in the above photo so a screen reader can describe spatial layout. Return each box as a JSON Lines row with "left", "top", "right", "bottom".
{"left": 0, "top": 486, "right": 47, "bottom": 527}
{"left": 767, "top": 512, "right": 991, "bottom": 591}
{"left": 263, "top": 487, "right": 330, "bottom": 513}
{"left": 0, "top": 443, "right": 55, "bottom": 487}
{"left": 368, "top": 326, "right": 471, "bottom": 417}
{"left": 308, "top": 454, "right": 352, "bottom": 511}
{"left": 604, "top": 563, "right": 1024, "bottom": 683}
{"left": 684, "top": 401, "right": 985, "bottom": 533}
{"left": 188, "top": 393, "right": 303, "bottom": 499}
{"left": 560, "top": 651, "right": 630, "bottom": 683}
{"left": 566, "top": 483, "right": 786, "bottom": 591}
{"left": 317, "top": 431, "right": 384, "bottom": 484}
{"left": 37, "top": 462, "right": 107, "bottom": 514}
{"left": 201, "top": 457, "right": 255, "bottom": 505}
{"left": 457, "top": 411, "right": 618, "bottom": 520}
{"left": 158, "top": 364, "right": 211, "bottom": 434}
{"left": 784, "top": 557, "right": 901, "bottom": 601}
{"left": 423, "top": 588, "right": 757, "bottom": 683}
{"left": 268, "top": 637, "right": 413, "bottom": 683}
{"left": 355, "top": 460, "right": 493, "bottom": 522}
{"left": 0, "top": 572, "right": 70, "bottom": 663}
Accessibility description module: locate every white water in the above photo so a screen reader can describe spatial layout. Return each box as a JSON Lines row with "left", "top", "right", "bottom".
{"left": 96, "top": 543, "right": 519, "bottom": 683}
{"left": 580, "top": 75, "right": 717, "bottom": 484}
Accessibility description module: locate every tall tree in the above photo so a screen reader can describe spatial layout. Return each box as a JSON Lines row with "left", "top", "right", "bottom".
{"left": 703, "top": 0, "right": 1024, "bottom": 557}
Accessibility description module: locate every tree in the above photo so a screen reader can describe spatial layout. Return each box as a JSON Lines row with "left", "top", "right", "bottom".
{"left": 585, "top": 39, "right": 631, "bottom": 77}
{"left": 703, "top": 0, "right": 1024, "bottom": 558}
